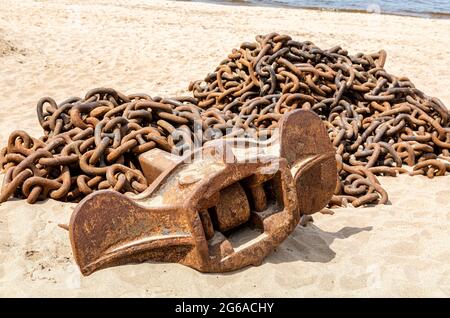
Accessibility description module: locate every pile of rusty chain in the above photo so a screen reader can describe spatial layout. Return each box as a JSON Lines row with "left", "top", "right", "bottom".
{"left": 0, "top": 88, "right": 207, "bottom": 203}
{"left": 189, "top": 33, "right": 450, "bottom": 207}
{"left": 1, "top": 33, "right": 449, "bottom": 207}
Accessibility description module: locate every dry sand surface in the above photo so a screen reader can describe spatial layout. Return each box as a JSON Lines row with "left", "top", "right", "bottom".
{"left": 0, "top": 0, "right": 449, "bottom": 297}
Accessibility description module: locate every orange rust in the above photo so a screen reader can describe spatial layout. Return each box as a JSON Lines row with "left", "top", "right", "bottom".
{"left": 69, "top": 109, "right": 336, "bottom": 275}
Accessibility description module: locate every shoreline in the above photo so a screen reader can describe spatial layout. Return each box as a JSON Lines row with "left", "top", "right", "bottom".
{"left": 179, "top": 0, "right": 450, "bottom": 20}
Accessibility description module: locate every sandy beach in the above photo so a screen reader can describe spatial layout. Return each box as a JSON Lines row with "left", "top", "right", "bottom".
{"left": 0, "top": 0, "right": 449, "bottom": 297}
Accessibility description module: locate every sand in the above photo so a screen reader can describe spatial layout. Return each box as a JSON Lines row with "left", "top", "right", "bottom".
{"left": 0, "top": 0, "right": 449, "bottom": 297}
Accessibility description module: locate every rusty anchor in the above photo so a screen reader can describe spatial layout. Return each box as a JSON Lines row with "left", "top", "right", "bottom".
{"left": 69, "top": 109, "right": 336, "bottom": 275}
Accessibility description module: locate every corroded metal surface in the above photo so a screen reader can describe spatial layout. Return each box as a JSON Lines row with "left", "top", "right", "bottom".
{"left": 1, "top": 34, "right": 449, "bottom": 207}
{"left": 279, "top": 109, "right": 336, "bottom": 214}
{"left": 189, "top": 33, "right": 450, "bottom": 206}
{"left": 0, "top": 32, "right": 449, "bottom": 276}
{"left": 69, "top": 109, "right": 335, "bottom": 275}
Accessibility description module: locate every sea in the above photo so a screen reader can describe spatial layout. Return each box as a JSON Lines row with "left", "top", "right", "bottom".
{"left": 182, "top": 0, "right": 450, "bottom": 19}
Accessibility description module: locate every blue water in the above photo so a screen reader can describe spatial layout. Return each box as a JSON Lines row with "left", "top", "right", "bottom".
{"left": 182, "top": 0, "right": 450, "bottom": 18}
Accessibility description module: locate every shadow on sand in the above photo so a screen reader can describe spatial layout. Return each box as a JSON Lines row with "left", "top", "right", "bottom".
{"left": 268, "top": 224, "right": 373, "bottom": 264}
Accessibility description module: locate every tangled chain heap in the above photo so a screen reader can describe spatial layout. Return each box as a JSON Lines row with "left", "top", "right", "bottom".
{"left": 189, "top": 33, "right": 450, "bottom": 207}
{"left": 0, "top": 89, "right": 203, "bottom": 203}
{"left": 1, "top": 33, "right": 449, "bottom": 207}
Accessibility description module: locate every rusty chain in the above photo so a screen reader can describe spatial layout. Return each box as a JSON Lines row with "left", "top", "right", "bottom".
{"left": 189, "top": 33, "right": 450, "bottom": 207}
{"left": 0, "top": 89, "right": 204, "bottom": 203}
{"left": 1, "top": 33, "right": 449, "bottom": 207}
